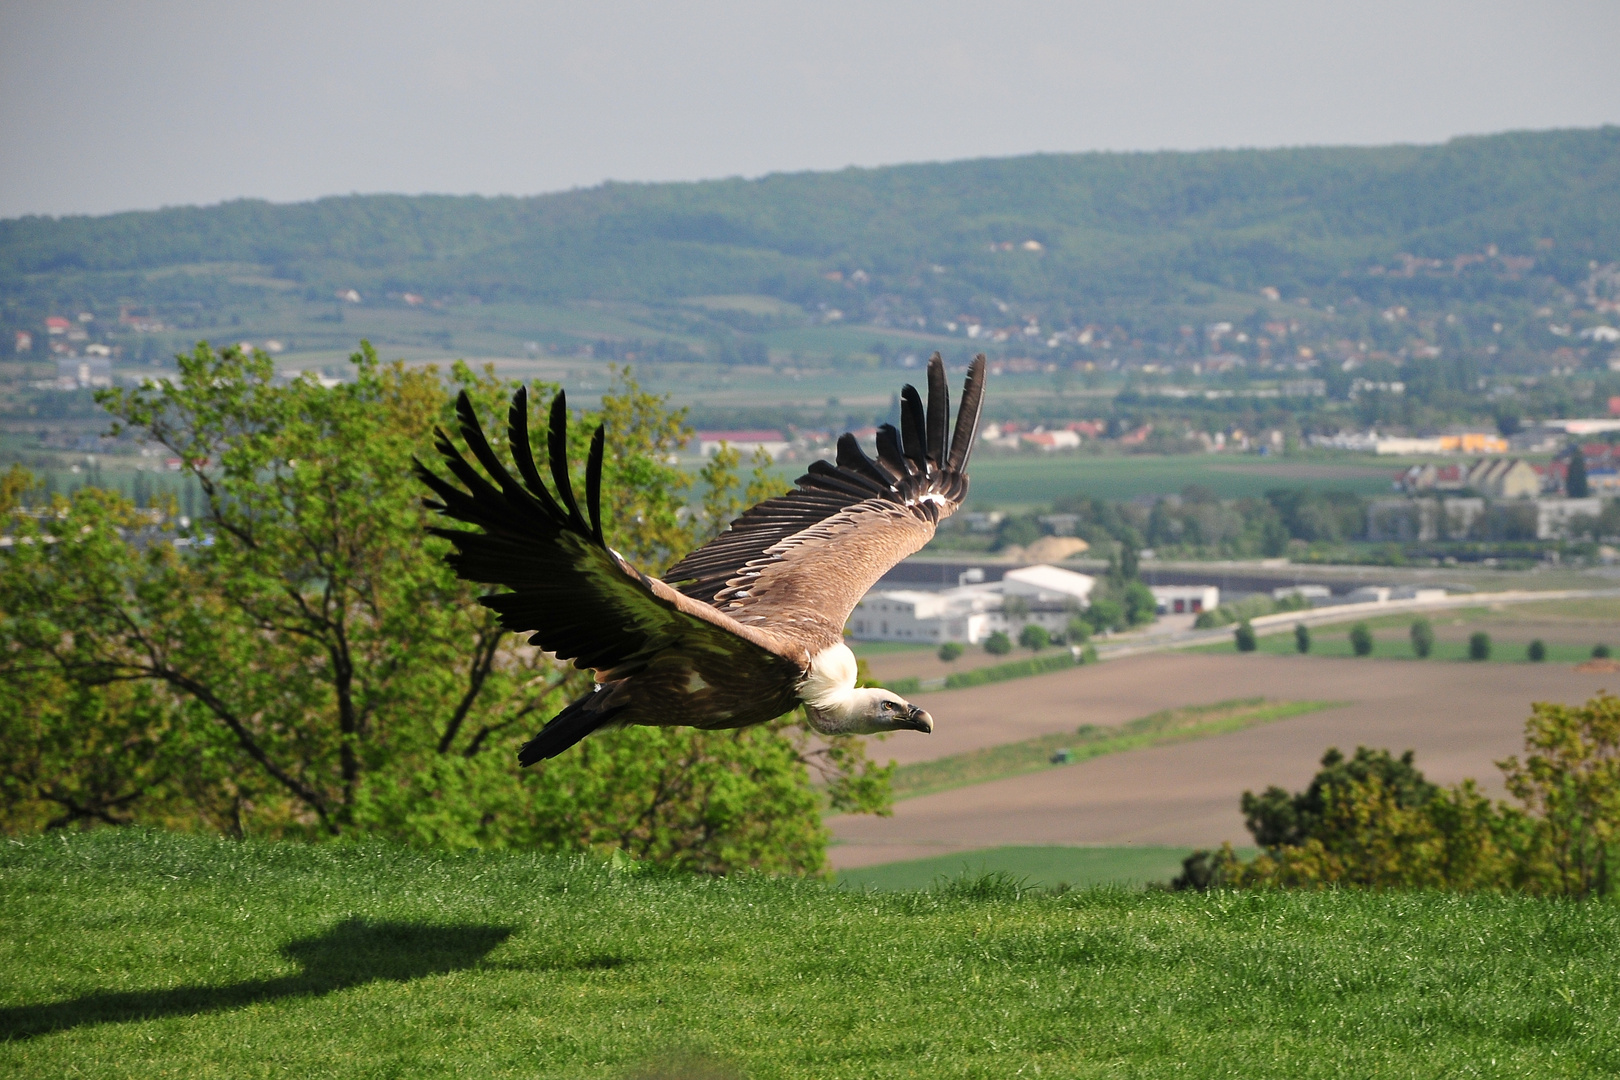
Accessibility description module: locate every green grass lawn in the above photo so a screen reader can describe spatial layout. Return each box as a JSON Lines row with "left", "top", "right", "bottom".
{"left": 3, "top": 831, "right": 1617, "bottom": 1078}
{"left": 836, "top": 845, "right": 1229, "bottom": 892}
{"left": 891, "top": 699, "right": 1344, "bottom": 800}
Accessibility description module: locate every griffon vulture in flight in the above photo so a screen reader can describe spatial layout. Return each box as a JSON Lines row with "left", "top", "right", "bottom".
{"left": 417, "top": 353, "right": 986, "bottom": 765}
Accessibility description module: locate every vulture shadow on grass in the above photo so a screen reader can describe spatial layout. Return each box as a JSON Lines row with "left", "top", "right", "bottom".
{"left": 0, "top": 918, "right": 512, "bottom": 1041}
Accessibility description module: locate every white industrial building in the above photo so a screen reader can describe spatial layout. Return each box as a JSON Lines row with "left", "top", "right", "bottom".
{"left": 1149, "top": 585, "right": 1219, "bottom": 616}
{"left": 849, "top": 564, "right": 1096, "bottom": 644}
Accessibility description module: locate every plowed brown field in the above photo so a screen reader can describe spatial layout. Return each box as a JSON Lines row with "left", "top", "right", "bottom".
{"left": 830, "top": 650, "right": 1618, "bottom": 869}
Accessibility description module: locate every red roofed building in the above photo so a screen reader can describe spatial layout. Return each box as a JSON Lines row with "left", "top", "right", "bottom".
{"left": 694, "top": 430, "right": 790, "bottom": 460}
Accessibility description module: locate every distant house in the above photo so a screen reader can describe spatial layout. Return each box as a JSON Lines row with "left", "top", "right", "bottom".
{"left": 1462, "top": 458, "right": 1540, "bottom": 499}
{"left": 1021, "top": 430, "right": 1081, "bottom": 451}
{"left": 57, "top": 357, "right": 112, "bottom": 389}
{"left": 1537, "top": 498, "right": 1603, "bottom": 539}
{"left": 693, "top": 430, "right": 790, "bottom": 460}
{"left": 13, "top": 331, "right": 31, "bottom": 353}
{"left": 1037, "top": 513, "right": 1080, "bottom": 536}
{"left": 45, "top": 316, "right": 70, "bottom": 336}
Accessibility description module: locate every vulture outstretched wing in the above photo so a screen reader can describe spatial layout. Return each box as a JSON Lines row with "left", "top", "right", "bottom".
{"left": 415, "top": 388, "right": 797, "bottom": 685}
{"left": 663, "top": 353, "right": 986, "bottom": 644}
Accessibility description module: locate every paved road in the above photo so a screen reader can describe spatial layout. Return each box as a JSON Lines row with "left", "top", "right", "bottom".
{"left": 829, "top": 651, "right": 1618, "bottom": 869}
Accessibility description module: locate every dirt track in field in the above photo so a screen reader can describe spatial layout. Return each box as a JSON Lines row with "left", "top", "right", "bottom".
{"left": 829, "top": 651, "right": 1619, "bottom": 869}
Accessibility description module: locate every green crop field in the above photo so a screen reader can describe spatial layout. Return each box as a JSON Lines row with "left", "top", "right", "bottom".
{"left": 836, "top": 845, "right": 1224, "bottom": 892}
{"left": 4, "top": 831, "right": 1617, "bottom": 1078}
{"left": 960, "top": 454, "right": 1398, "bottom": 509}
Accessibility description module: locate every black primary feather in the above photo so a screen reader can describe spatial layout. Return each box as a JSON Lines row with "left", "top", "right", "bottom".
{"left": 925, "top": 354, "right": 949, "bottom": 470}
{"left": 663, "top": 355, "right": 988, "bottom": 605}
{"left": 899, "top": 385, "right": 928, "bottom": 473}
{"left": 547, "top": 391, "right": 589, "bottom": 536}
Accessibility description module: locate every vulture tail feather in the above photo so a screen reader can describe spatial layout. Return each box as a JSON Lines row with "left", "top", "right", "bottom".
{"left": 899, "top": 385, "right": 929, "bottom": 473}
{"left": 518, "top": 686, "right": 628, "bottom": 766}
{"left": 946, "top": 354, "right": 988, "bottom": 473}
{"left": 925, "top": 354, "right": 949, "bottom": 470}
{"left": 546, "top": 391, "right": 590, "bottom": 536}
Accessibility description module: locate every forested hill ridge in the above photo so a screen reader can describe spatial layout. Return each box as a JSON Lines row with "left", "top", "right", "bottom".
{"left": 5, "top": 126, "right": 1620, "bottom": 355}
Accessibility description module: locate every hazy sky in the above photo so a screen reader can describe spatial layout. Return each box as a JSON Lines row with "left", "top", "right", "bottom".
{"left": 3, "top": 1, "right": 1618, "bottom": 219}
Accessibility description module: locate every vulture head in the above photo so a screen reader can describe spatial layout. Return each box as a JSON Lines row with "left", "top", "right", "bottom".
{"left": 799, "top": 643, "right": 933, "bottom": 736}
{"left": 809, "top": 687, "right": 934, "bottom": 737}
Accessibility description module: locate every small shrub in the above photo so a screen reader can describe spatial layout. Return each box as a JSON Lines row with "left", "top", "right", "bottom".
{"left": 1528, "top": 639, "right": 1547, "bottom": 662}
{"left": 1469, "top": 632, "right": 1491, "bottom": 661}
{"left": 1409, "top": 618, "right": 1434, "bottom": 658}
{"left": 1294, "top": 623, "right": 1311, "bottom": 654}
{"left": 1594, "top": 643, "right": 1612, "bottom": 659}
{"left": 1350, "top": 623, "right": 1373, "bottom": 656}
{"left": 983, "top": 631, "right": 1012, "bottom": 656}
{"left": 1079, "top": 643, "right": 1098, "bottom": 664}
{"left": 1018, "top": 624, "right": 1050, "bottom": 651}
{"left": 1234, "top": 621, "right": 1257, "bottom": 652}
{"left": 1065, "top": 617, "right": 1091, "bottom": 644}
{"left": 937, "top": 641, "right": 964, "bottom": 662}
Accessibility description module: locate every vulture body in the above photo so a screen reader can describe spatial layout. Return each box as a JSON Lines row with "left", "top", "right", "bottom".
{"left": 417, "top": 353, "right": 986, "bottom": 765}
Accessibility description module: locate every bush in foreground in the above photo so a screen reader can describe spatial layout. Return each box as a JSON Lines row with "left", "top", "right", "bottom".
{"left": 1190, "top": 693, "right": 1620, "bottom": 899}
{"left": 1233, "top": 620, "right": 1257, "bottom": 652}
{"left": 937, "top": 641, "right": 964, "bottom": 662}
{"left": 1470, "top": 631, "right": 1492, "bottom": 661}
{"left": 1294, "top": 622, "right": 1310, "bottom": 654}
{"left": 1349, "top": 622, "right": 1373, "bottom": 656}
{"left": 1529, "top": 639, "right": 1547, "bottom": 662}
{"left": 983, "top": 631, "right": 1012, "bottom": 655}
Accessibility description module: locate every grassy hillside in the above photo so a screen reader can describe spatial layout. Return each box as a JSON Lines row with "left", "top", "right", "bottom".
{"left": 2, "top": 830, "right": 1616, "bottom": 1078}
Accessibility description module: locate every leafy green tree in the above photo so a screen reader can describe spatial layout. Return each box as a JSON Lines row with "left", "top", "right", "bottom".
{"left": 984, "top": 631, "right": 1012, "bottom": 656}
{"left": 1242, "top": 747, "right": 1439, "bottom": 850}
{"left": 1350, "top": 623, "right": 1374, "bottom": 656}
{"left": 1567, "top": 444, "right": 1590, "bottom": 498}
{"left": 0, "top": 343, "right": 888, "bottom": 873}
{"left": 1469, "top": 632, "right": 1491, "bottom": 661}
{"left": 1294, "top": 622, "right": 1311, "bottom": 654}
{"left": 937, "top": 641, "right": 964, "bottom": 662}
{"left": 1234, "top": 621, "right": 1257, "bottom": 652}
{"left": 1410, "top": 618, "right": 1434, "bottom": 658}
{"left": 1064, "top": 616, "right": 1091, "bottom": 644}
{"left": 1122, "top": 581, "right": 1157, "bottom": 626}
{"left": 1594, "top": 644, "right": 1612, "bottom": 659}
{"left": 1084, "top": 598, "right": 1124, "bottom": 633}
{"left": 1500, "top": 693, "right": 1620, "bottom": 899}
{"left": 1528, "top": 639, "right": 1547, "bottom": 662}
{"left": 1018, "top": 624, "right": 1049, "bottom": 651}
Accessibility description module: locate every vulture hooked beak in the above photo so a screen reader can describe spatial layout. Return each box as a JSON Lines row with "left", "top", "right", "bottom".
{"left": 905, "top": 705, "right": 934, "bottom": 734}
